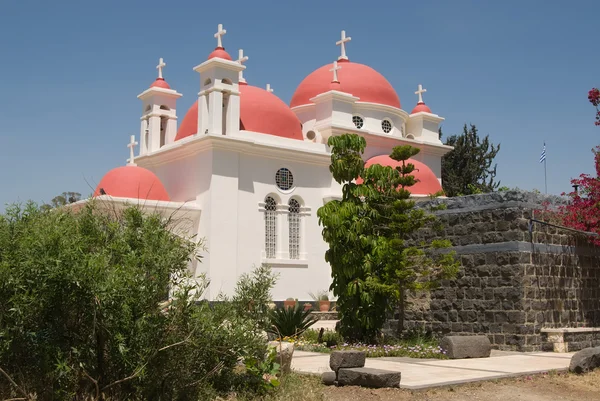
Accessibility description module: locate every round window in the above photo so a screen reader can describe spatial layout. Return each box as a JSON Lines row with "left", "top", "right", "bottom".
{"left": 275, "top": 168, "right": 294, "bottom": 191}
{"left": 382, "top": 120, "right": 392, "bottom": 133}
{"left": 352, "top": 115, "right": 364, "bottom": 129}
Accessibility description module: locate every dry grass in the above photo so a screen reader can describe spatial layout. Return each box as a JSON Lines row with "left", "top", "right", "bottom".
{"left": 234, "top": 369, "right": 600, "bottom": 401}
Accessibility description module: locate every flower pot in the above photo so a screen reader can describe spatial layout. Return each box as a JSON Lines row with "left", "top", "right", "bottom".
{"left": 283, "top": 300, "right": 297, "bottom": 310}
{"left": 319, "top": 300, "right": 330, "bottom": 312}
{"left": 303, "top": 302, "right": 313, "bottom": 311}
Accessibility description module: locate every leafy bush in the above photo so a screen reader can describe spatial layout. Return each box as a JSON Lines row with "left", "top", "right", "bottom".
{"left": 269, "top": 306, "right": 318, "bottom": 338}
{"left": 230, "top": 264, "right": 278, "bottom": 331}
{"left": 0, "top": 202, "right": 273, "bottom": 400}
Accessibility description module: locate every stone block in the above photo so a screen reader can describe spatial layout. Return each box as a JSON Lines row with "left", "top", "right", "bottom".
{"left": 268, "top": 341, "right": 294, "bottom": 374}
{"left": 569, "top": 346, "right": 600, "bottom": 374}
{"left": 440, "top": 335, "right": 492, "bottom": 359}
{"left": 337, "top": 367, "right": 401, "bottom": 388}
{"left": 329, "top": 350, "right": 366, "bottom": 372}
{"left": 321, "top": 371, "right": 336, "bottom": 385}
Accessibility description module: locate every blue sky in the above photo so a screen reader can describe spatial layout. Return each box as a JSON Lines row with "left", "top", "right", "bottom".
{"left": 0, "top": 0, "right": 598, "bottom": 208}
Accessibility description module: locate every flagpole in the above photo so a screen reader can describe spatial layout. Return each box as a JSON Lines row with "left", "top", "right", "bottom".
{"left": 544, "top": 157, "right": 547, "bottom": 194}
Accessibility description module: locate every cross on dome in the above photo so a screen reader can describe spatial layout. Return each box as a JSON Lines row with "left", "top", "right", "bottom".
{"left": 214, "top": 24, "right": 227, "bottom": 49}
{"left": 266, "top": 83, "right": 273, "bottom": 93}
{"left": 415, "top": 84, "right": 427, "bottom": 104}
{"left": 127, "top": 135, "right": 138, "bottom": 165}
{"left": 336, "top": 30, "right": 351, "bottom": 61}
{"left": 237, "top": 49, "right": 249, "bottom": 83}
{"left": 156, "top": 58, "right": 166, "bottom": 79}
{"left": 330, "top": 60, "right": 341, "bottom": 83}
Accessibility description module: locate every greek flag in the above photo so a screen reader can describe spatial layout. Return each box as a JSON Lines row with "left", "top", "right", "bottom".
{"left": 539, "top": 143, "right": 546, "bottom": 163}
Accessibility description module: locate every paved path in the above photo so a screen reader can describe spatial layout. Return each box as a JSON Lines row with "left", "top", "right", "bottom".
{"left": 292, "top": 350, "right": 575, "bottom": 389}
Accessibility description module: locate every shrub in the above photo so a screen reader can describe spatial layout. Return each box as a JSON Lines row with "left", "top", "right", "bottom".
{"left": 0, "top": 202, "right": 273, "bottom": 400}
{"left": 269, "top": 306, "right": 318, "bottom": 338}
{"left": 230, "top": 264, "right": 278, "bottom": 331}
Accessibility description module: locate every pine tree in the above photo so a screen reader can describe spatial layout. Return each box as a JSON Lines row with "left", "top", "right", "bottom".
{"left": 441, "top": 124, "right": 500, "bottom": 197}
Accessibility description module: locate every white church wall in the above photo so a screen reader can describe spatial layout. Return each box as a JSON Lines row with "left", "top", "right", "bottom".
{"left": 235, "top": 152, "right": 337, "bottom": 301}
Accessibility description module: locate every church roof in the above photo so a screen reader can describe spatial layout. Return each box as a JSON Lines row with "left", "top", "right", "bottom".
{"left": 290, "top": 60, "right": 401, "bottom": 109}
{"left": 360, "top": 155, "right": 443, "bottom": 196}
{"left": 94, "top": 165, "right": 170, "bottom": 202}
{"left": 175, "top": 83, "right": 303, "bottom": 141}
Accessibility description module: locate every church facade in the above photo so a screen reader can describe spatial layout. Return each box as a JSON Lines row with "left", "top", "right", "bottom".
{"left": 85, "top": 25, "right": 452, "bottom": 301}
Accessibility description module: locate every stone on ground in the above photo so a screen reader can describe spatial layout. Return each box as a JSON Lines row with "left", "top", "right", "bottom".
{"left": 569, "top": 346, "right": 600, "bottom": 374}
{"left": 321, "top": 371, "right": 336, "bottom": 385}
{"left": 337, "top": 367, "right": 401, "bottom": 388}
{"left": 440, "top": 335, "right": 491, "bottom": 359}
{"left": 329, "top": 350, "right": 366, "bottom": 372}
{"left": 268, "top": 341, "right": 294, "bottom": 374}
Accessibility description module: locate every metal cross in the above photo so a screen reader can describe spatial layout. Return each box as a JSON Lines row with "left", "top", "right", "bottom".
{"left": 237, "top": 49, "right": 249, "bottom": 83}
{"left": 156, "top": 58, "right": 166, "bottom": 79}
{"left": 266, "top": 83, "right": 273, "bottom": 93}
{"left": 330, "top": 60, "right": 341, "bottom": 83}
{"left": 214, "top": 23, "right": 227, "bottom": 48}
{"left": 127, "top": 135, "right": 138, "bottom": 165}
{"left": 415, "top": 84, "right": 427, "bottom": 104}
{"left": 336, "top": 30, "right": 351, "bottom": 61}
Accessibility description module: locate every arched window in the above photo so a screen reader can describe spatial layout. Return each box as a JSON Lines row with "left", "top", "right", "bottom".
{"left": 264, "top": 196, "right": 277, "bottom": 258}
{"left": 288, "top": 199, "right": 301, "bottom": 259}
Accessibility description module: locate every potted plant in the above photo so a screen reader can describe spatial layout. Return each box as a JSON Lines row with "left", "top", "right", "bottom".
{"left": 283, "top": 297, "right": 297, "bottom": 310}
{"left": 303, "top": 302, "right": 313, "bottom": 311}
{"left": 309, "top": 290, "right": 331, "bottom": 312}
{"left": 318, "top": 294, "right": 330, "bottom": 312}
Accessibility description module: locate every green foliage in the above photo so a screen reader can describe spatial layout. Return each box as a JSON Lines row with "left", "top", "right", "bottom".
{"left": 0, "top": 202, "right": 273, "bottom": 400}
{"left": 442, "top": 124, "right": 501, "bottom": 197}
{"left": 308, "top": 290, "right": 329, "bottom": 301}
{"left": 230, "top": 264, "right": 278, "bottom": 331}
{"left": 269, "top": 306, "right": 318, "bottom": 338}
{"left": 40, "top": 191, "right": 81, "bottom": 211}
{"left": 317, "top": 134, "right": 459, "bottom": 342}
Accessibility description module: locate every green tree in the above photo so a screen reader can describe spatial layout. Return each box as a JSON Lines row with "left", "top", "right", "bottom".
{"left": 0, "top": 202, "right": 274, "bottom": 400}
{"left": 441, "top": 124, "right": 501, "bottom": 197}
{"left": 40, "top": 191, "right": 81, "bottom": 211}
{"left": 317, "top": 134, "right": 459, "bottom": 342}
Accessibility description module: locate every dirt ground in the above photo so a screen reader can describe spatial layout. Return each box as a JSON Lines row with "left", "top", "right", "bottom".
{"left": 321, "top": 370, "right": 600, "bottom": 401}
{"left": 257, "top": 370, "right": 600, "bottom": 401}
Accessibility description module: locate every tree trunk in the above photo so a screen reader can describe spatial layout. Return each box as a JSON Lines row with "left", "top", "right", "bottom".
{"left": 397, "top": 286, "right": 405, "bottom": 338}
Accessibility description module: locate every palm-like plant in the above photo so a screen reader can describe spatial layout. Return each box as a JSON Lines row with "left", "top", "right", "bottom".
{"left": 268, "top": 305, "right": 318, "bottom": 337}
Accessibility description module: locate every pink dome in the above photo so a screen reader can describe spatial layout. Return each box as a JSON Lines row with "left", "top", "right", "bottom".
{"left": 175, "top": 83, "right": 303, "bottom": 141}
{"left": 150, "top": 78, "right": 171, "bottom": 89}
{"left": 290, "top": 61, "right": 400, "bottom": 109}
{"left": 359, "top": 155, "right": 443, "bottom": 196}
{"left": 411, "top": 102, "right": 432, "bottom": 114}
{"left": 208, "top": 47, "right": 232, "bottom": 61}
{"left": 94, "top": 166, "right": 170, "bottom": 201}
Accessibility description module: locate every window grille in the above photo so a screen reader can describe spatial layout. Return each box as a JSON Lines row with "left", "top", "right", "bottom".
{"left": 264, "top": 197, "right": 277, "bottom": 258}
{"left": 275, "top": 168, "right": 294, "bottom": 191}
{"left": 382, "top": 119, "right": 392, "bottom": 133}
{"left": 288, "top": 199, "right": 301, "bottom": 259}
{"left": 352, "top": 115, "right": 364, "bottom": 129}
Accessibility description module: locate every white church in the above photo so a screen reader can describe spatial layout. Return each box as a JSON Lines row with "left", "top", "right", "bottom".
{"left": 84, "top": 24, "right": 453, "bottom": 301}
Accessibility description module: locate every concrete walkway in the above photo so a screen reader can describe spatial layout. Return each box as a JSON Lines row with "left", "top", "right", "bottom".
{"left": 292, "top": 350, "right": 575, "bottom": 389}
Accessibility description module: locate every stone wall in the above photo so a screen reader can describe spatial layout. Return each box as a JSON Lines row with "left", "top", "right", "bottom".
{"left": 398, "top": 191, "right": 600, "bottom": 351}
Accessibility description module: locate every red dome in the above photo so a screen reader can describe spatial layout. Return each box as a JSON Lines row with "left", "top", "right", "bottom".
{"left": 359, "top": 155, "right": 443, "bottom": 195}
{"left": 94, "top": 166, "right": 170, "bottom": 201}
{"left": 150, "top": 78, "right": 171, "bottom": 89}
{"left": 208, "top": 47, "right": 232, "bottom": 61}
{"left": 411, "top": 102, "right": 432, "bottom": 114}
{"left": 175, "top": 84, "right": 303, "bottom": 141}
{"left": 290, "top": 61, "right": 400, "bottom": 109}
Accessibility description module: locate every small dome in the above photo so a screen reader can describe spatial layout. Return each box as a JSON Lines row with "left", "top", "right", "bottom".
{"left": 208, "top": 47, "right": 232, "bottom": 61}
{"left": 150, "top": 78, "right": 171, "bottom": 89}
{"left": 94, "top": 165, "right": 170, "bottom": 201}
{"left": 290, "top": 61, "right": 400, "bottom": 109}
{"left": 411, "top": 102, "right": 432, "bottom": 114}
{"left": 176, "top": 83, "right": 303, "bottom": 141}
{"left": 360, "top": 155, "right": 443, "bottom": 195}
